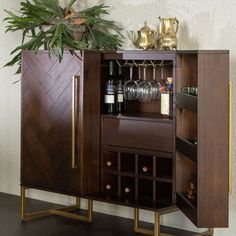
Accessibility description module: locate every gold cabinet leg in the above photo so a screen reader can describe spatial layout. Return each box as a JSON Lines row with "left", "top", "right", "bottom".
{"left": 134, "top": 208, "right": 173, "bottom": 236}
{"left": 20, "top": 186, "right": 26, "bottom": 221}
{"left": 20, "top": 186, "right": 93, "bottom": 222}
{"left": 134, "top": 208, "right": 154, "bottom": 235}
{"left": 154, "top": 211, "right": 160, "bottom": 236}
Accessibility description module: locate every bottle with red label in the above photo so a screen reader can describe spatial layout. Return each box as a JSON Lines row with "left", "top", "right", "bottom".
{"left": 116, "top": 65, "right": 125, "bottom": 114}
{"left": 104, "top": 61, "right": 117, "bottom": 114}
{"left": 160, "top": 77, "right": 173, "bottom": 118}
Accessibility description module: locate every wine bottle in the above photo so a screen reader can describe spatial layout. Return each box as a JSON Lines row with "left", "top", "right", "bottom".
{"left": 116, "top": 65, "right": 125, "bottom": 114}
{"left": 105, "top": 184, "right": 112, "bottom": 190}
{"left": 160, "top": 77, "right": 173, "bottom": 117}
{"left": 142, "top": 166, "right": 149, "bottom": 173}
{"left": 106, "top": 161, "right": 112, "bottom": 167}
{"left": 141, "top": 165, "right": 152, "bottom": 176}
{"left": 104, "top": 61, "right": 116, "bottom": 114}
{"left": 124, "top": 187, "right": 131, "bottom": 194}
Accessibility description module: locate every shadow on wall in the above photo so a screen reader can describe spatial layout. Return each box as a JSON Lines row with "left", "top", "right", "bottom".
{"left": 74, "top": 0, "right": 104, "bottom": 11}
{"left": 178, "top": 22, "right": 200, "bottom": 50}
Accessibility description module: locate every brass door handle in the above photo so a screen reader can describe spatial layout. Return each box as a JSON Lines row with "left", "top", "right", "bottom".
{"left": 229, "top": 80, "right": 232, "bottom": 194}
{"left": 72, "top": 76, "right": 79, "bottom": 169}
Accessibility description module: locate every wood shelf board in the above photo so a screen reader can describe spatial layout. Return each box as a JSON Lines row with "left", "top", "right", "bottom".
{"left": 176, "top": 93, "right": 197, "bottom": 113}
{"left": 176, "top": 136, "right": 197, "bottom": 163}
{"left": 176, "top": 192, "right": 197, "bottom": 210}
{"left": 102, "top": 145, "right": 173, "bottom": 159}
{"left": 101, "top": 170, "right": 173, "bottom": 183}
{"left": 101, "top": 112, "right": 173, "bottom": 123}
{"left": 101, "top": 50, "right": 229, "bottom": 61}
{"left": 86, "top": 192, "right": 174, "bottom": 211}
{"left": 175, "top": 192, "right": 197, "bottom": 226}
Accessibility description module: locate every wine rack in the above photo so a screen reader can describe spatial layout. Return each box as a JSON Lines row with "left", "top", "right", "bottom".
{"left": 120, "top": 153, "right": 135, "bottom": 174}
{"left": 101, "top": 147, "right": 173, "bottom": 207}
{"left": 102, "top": 173, "right": 118, "bottom": 195}
{"left": 138, "top": 155, "right": 154, "bottom": 177}
{"left": 103, "top": 150, "right": 118, "bottom": 171}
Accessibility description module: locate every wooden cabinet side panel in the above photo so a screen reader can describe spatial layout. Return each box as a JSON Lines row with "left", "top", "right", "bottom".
{"left": 80, "top": 52, "right": 101, "bottom": 193}
{"left": 198, "top": 53, "right": 229, "bottom": 227}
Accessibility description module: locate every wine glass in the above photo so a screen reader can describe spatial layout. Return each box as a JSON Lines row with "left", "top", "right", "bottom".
{"left": 150, "top": 65, "right": 161, "bottom": 100}
{"left": 137, "top": 65, "right": 152, "bottom": 102}
{"left": 136, "top": 66, "right": 142, "bottom": 84}
{"left": 124, "top": 66, "right": 138, "bottom": 100}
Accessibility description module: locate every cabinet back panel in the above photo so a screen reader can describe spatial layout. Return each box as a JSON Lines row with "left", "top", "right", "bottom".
{"left": 176, "top": 54, "right": 198, "bottom": 92}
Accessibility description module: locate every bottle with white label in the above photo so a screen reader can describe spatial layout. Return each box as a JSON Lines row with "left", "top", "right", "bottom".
{"left": 104, "top": 61, "right": 116, "bottom": 114}
{"left": 116, "top": 65, "right": 125, "bottom": 114}
{"left": 160, "top": 77, "right": 173, "bottom": 118}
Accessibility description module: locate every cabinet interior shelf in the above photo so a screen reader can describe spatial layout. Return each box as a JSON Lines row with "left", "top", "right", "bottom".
{"left": 176, "top": 192, "right": 197, "bottom": 225}
{"left": 176, "top": 93, "right": 197, "bottom": 112}
{"left": 176, "top": 136, "right": 197, "bottom": 162}
{"left": 101, "top": 170, "right": 172, "bottom": 183}
{"left": 101, "top": 112, "right": 173, "bottom": 123}
{"left": 176, "top": 192, "right": 197, "bottom": 210}
{"left": 86, "top": 192, "right": 173, "bottom": 212}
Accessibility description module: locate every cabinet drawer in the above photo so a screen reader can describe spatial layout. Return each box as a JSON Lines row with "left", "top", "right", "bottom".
{"left": 101, "top": 117, "right": 173, "bottom": 152}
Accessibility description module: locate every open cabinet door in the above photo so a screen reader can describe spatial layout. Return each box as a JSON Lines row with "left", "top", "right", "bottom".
{"left": 21, "top": 51, "right": 101, "bottom": 195}
{"left": 175, "top": 51, "right": 229, "bottom": 228}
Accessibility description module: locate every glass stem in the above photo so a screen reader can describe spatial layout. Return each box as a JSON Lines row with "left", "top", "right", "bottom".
{"left": 130, "top": 66, "right": 133, "bottom": 81}
{"left": 153, "top": 66, "right": 156, "bottom": 81}
{"left": 138, "top": 66, "right": 141, "bottom": 80}
{"left": 119, "top": 65, "right": 122, "bottom": 75}
{"left": 143, "top": 66, "right": 147, "bottom": 81}
{"left": 161, "top": 66, "right": 164, "bottom": 81}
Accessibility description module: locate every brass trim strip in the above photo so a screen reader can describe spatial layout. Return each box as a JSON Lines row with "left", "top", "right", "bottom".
{"left": 20, "top": 187, "right": 92, "bottom": 222}
{"left": 72, "top": 76, "right": 79, "bottom": 169}
{"left": 193, "top": 228, "right": 214, "bottom": 236}
{"left": 229, "top": 80, "right": 232, "bottom": 194}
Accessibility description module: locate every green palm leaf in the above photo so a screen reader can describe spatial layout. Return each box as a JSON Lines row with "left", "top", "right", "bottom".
{"left": 4, "top": 1, "right": 124, "bottom": 74}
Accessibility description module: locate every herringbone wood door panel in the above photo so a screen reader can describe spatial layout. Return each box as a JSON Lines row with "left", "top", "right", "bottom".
{"left": 21, "top": 51, "right": 83, "bottom": 194}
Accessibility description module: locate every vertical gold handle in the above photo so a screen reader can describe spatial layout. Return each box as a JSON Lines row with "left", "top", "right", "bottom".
{"left": 229, "top": 81, "right": 232, "bottom": 194}
{"left": 72, "top": 76, "right": 79, "bottom": 169}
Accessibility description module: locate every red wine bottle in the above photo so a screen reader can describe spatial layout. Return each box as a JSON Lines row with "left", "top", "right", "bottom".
{"left": 106, "top": 161, "right": 112, "bottom": 167}
{"left": 142, "top": 166, "right": 149, "bottom": 173}
{"left": 124, "top": 187, "right": 131, "bottom": 194}
{"left": 105, "top": 184, "right": 112, "bottom": 190}
{"left": 116, "top": 65, "right": 125, "bottom": 114}
{"left": 104, "top": 61, "right": 116, "bottom": 114}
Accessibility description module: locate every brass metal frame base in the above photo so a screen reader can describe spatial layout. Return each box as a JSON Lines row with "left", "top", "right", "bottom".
{"left": 20, "top": 186, "right": 93, "bottom": 223}
{"left": 134, "top": 208, "right": 214, "bottom": 236}
{"left": 193, "top": 228, "right": 214, "bottom": 236}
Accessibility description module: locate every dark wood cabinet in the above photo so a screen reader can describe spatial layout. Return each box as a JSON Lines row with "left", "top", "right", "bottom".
{"left": 21, "top": 50, "right": 229, "bottom": 229}
{"left": 21, "top": 51, "right": 101, "bottom": 195}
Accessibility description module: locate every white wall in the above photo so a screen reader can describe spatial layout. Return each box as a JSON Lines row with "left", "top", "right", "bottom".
{"left": 0, "top": 0, "right": 235, "bottom": 235}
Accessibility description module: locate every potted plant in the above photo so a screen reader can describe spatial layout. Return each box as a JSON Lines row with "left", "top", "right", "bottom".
{"left": 4, "top": 0, "right": 124, "bottom": 73}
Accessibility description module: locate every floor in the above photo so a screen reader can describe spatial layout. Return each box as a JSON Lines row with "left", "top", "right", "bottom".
{"left": 0, "top": 192, "right": 196, "bottom": 236}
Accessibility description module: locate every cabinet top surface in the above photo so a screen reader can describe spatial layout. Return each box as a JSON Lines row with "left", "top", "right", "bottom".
{"left": 101, "top": 50, "right": 229, "bottom": 56}
{"left": 22, "top": 49, "right": 229, "bottom": 54}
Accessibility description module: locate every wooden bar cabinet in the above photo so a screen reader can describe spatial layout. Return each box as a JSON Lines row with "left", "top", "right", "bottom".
{"left": 20, "top": 50, "right": 230, "bottom": 235}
